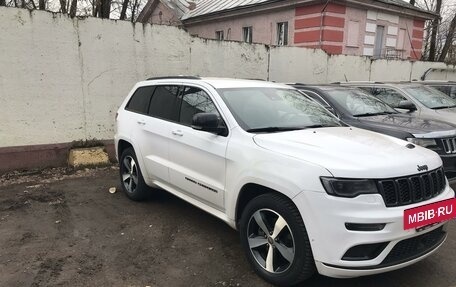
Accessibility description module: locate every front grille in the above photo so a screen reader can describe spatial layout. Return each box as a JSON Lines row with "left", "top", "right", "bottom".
{"left": 377, "top": 167, "right": 446, "bottom": 207}
{"left": 382, "top": 226, "right": 446, "bottom": 265}
{"left": 440, "top": 138, "right": 456, "bottom": 154}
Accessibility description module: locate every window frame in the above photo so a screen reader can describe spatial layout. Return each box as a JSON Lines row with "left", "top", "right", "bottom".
{"left": 178, "top": 84, "right": 230, "bottom": 137}
{"left": 125, "top": 86, "right": 156, "bottom": 115}
{"left": 215, "top": 30, "right": 224, "bottom": 41}
{"left": 242, "top": 26, "right": 253, "bottom": 43}
{"left": 147, "top": 84, "right": 184, "bottom": 123}
{"left": 277, "top": 22, "right": 289, "bottom": 46}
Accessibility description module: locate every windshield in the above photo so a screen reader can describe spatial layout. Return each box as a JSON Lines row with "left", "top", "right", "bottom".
{"left": 325, "top": 88, "right": 398, "bottom": 117}
{"left": 402, "top": 85, "right": 456, "bottom": 109}
{"left": 217, "top": 87, "right": 341, "bottom": 132}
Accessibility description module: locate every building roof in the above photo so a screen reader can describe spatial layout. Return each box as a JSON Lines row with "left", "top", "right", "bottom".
{"left": 181, "top": 0, "right": 271, "bottom": 20}
{"left": 161, "top": 0, "right": 197, "bottom": 18}
{"left": 375, "top": 0, "right": 437, "bottom": 15}
{"left": 137, "top": 0, "right": 197, "bottom": 23}
{"left": 181, "top": 0, "right": 436, "bottom": 21}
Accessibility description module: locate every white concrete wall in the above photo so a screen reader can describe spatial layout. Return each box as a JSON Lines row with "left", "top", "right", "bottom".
{"left": 0, "top": 7, "right": 454, "bottom": 148}
{"left": 0, "top": 8, "right": 268, "bottom": 147}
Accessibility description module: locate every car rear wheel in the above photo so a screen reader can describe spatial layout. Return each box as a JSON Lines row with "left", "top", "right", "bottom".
{"left": 119, "top": 147, "right": 149, "bottom": 201}
{"left": 239, "top": 193, "right": 315, "bottom": 286}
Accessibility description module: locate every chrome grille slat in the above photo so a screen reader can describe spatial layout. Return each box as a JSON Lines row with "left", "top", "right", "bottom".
{"left": 377, "top": 167, "right": 446, "bottom": 207}
{"left": 440, "top": 138, "right": 456, "bottom": 154}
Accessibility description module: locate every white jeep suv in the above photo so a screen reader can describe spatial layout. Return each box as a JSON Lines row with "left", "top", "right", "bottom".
{"left": 115, "top": 77, "right": 454, "bottom": 286}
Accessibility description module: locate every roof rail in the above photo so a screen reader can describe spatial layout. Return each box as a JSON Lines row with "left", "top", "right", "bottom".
{"left": 146, "top": 76, "right": 201, "bottom": 81}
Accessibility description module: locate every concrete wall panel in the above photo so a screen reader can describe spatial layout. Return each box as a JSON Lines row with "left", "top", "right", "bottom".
{"left": 370, "top": 59, "right": 412, "bottom": 81}
{"left": 327, "top": 54, "right": 371, "bottom": 82}
{"left": 0, "top": 9, "right": 85, "bottom": 147}
{"left": 269, "top": 46, "right": 328, "bottom": 83}
{"left": 1, "top": 7, "right": 455, "bottom": 151}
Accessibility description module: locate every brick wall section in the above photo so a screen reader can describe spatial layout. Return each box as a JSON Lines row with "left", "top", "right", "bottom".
{"left": 411, "top": 19, "right": 425, "bottom": 60}
{"left": 294, "top": 3, "right": 346, "bottom": 54}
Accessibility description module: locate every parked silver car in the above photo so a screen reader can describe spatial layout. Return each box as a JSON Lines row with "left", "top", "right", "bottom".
{"left": 338, "top": 82, "right": 456, "bottom": 124}
{"left": 418, "top": 81, "right": 456, "bottom": 100}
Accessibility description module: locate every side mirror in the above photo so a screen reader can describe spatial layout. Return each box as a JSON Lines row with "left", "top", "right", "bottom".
{"left": 396, "top": 100, "right": 417, "bottom": 111}
{"left": 191, "top": 113, "right": 227, "bottom": 136}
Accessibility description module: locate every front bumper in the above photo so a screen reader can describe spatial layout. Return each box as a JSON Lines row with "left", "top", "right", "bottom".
{"left": 293, "top": 184, "right": 454, "bottom": 278}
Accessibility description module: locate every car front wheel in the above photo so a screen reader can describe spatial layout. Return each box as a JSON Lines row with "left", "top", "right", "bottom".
{"left": 239, "top": 193, "right": 315, "bottom": 286}
{"left": 119, "top": 147, "right": 149, "bottom": 201}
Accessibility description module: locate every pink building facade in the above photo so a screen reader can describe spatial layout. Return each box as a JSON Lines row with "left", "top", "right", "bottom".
{"left": 138, "top": 0, "right": 433, "bottom": 60}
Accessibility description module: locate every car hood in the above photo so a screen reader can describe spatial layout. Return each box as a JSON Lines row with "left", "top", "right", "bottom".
{"left": 434, "top": 107, "right": 456, "bottom": 117}
{"left": 253, "top": 127, "right": 442, "bottom": 179}
{"left": 355, "top": 114, "right": 456, "bottom": 137}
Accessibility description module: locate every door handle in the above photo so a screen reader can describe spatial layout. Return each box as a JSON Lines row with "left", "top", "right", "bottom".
{"left": 172, "top": 130, "right": 183, "bottom": 136}
{"left": 137, "top": 120, "right": 146, "bottom": 126}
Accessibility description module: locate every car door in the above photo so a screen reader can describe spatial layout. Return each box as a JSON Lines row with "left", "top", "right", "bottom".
{"left": 132, "top": 84, "right": 182, "bottom": 183}
{"left": 167, "top": 85, "right": 228, "bottom": 210}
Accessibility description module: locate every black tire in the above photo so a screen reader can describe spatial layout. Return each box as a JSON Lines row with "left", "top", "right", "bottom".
{"left": 239, "top": 193, "right": 315, "bottom": 286}
{"left": 119, "top": 147, "right": 149, "bottom": 201}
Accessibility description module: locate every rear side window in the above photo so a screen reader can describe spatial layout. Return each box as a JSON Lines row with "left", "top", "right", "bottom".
{"left": 149, "top": 85, "right": 182, "bottom": 121}
{"left": 179, "top": 86, "right": 220, "bottom": 125}
{"left": 125, "top": 86, "right": 155, "bottom": 114}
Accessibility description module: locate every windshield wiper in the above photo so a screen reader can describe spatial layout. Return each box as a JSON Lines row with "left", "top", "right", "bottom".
{"left": 246, "top": 126, "right": 306, "bottom": 133}
{"left": 353, "top": 112, "right": 395, "bottom": 117}
{"left": 431, "top": 105, "right": 456, "bottom": 110}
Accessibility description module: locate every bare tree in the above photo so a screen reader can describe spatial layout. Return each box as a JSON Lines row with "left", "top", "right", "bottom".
{"left": 438, "top": 13, "right": 456, "bottom": 62}
{"left": 130, "top": 0, "right": 138, "bottom": 22}
{"left": 119, "top": 0, "right": 129, "bottom": 20}
{"left": 428, "top": 0, "right": 442, "bottom": 61}
{"left": 69, "top": 0, "right": 77, "bottom": 17}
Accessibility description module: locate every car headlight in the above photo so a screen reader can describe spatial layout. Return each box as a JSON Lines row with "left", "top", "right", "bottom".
{"left": 321, "top": 178, "right": 378, "bottom": 198}
{"left": 406, "top": 138, "right": 437, "bottom": 148}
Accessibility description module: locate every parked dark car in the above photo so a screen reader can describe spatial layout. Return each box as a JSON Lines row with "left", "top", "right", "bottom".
{"left": 418, "top": 81, "right": 456, "bottom": 99}
{"left": 291, "top": 84, "right": 456, "bottom": 181}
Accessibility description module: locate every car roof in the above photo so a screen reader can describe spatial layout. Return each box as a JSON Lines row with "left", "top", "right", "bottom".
{"left": 417, "top": 80, "right": 456, "bottom": 85}
{"left": 338, "top": 81, "right": 425, "bottom": 88}
{"left": 140, "top": 77, "right": 293, "bottom": 89}
{"left": 293, "top": 84, "right": 361, "bottom": 92}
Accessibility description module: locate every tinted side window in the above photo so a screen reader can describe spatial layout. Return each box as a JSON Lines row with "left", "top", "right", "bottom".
{"left": 179, "top": 86, "right": 220, "bottom": 126}
{"left": 367, "top": 87, "right": 407, "bottom": 108}
{"left": 125, "top": 86, "right": 155, "bottom": 114}
{"left": 149, "top": 85, "right": 181, "bottom": 121}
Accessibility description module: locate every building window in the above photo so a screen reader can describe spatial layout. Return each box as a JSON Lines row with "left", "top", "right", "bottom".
{"left": 347, "top": 20, "right": 360, "bottom": 47}
{"left": 277, "top": 22, "right": 288, "bottom": 46}
{"left": 397, "top": 28, "right": 406, "bottom": 50}
{"left": 242, "top": 26, "right": 253, "bottom": 43}
{"left": 215, "top": 30, "right": 224, "bottom": 41}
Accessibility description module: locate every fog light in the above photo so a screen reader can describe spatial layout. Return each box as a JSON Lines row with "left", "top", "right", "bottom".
{"left": 342, "top": 242, "right": 389, "bottom": 261}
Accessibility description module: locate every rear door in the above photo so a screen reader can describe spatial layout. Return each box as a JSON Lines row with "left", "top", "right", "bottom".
{"left": 167, "top": 85, "right": 228, "bottom": 210}
{"left": 133, "top": 85, "right": 182, "bottom": 183}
